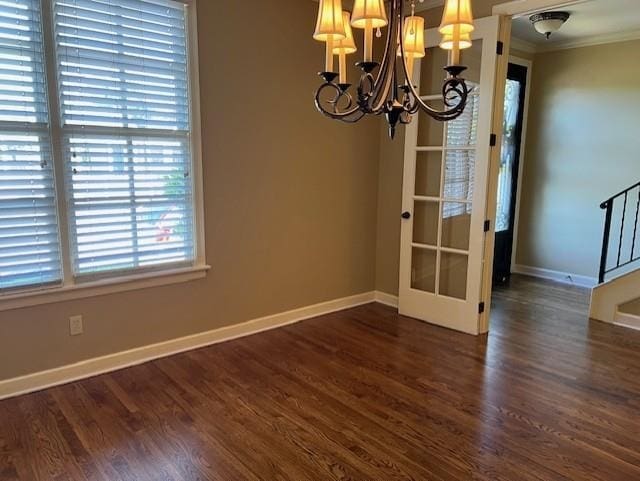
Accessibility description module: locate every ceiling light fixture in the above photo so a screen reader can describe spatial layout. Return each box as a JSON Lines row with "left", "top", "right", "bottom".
{"left": 313, "top": 0, "right": 476, "bottom": 138}
{"left": 530, "top": 11, "right": 570, "bottom": 39}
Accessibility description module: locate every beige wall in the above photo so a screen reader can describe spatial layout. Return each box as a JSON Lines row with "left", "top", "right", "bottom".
{"left": 516, "top": 39, "right": 640, "bottom": 277}
{"left": 375, "top": 122, "right": 405, "bottom": 295}
{"left": 0, "top": 0, "right": 381, "bottom": 381}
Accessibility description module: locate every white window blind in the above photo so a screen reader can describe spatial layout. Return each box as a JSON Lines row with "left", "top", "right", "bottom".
{"left": 443, "top": 84, "right": 479, "bottom": 218}
{"left": 53, "top": 0, "right": 194, "bottom": 277}
{"left": 0, "top": 0, "right": 61, "bottom": 290}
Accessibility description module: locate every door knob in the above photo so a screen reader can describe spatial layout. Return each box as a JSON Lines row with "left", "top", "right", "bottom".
{"left": 401, "top": 211, "right": 411, "bottom": 219}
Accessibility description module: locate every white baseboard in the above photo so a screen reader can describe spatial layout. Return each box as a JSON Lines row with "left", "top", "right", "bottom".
{"left": 614, "top": 311, "right": 640, "bottom": 331}
{"left": 374, "top": 291, "right": 399, "bottom": 308}
{"left": 513, "top": 264, "right": 598, "bottom": 288}
{"left": 0, "top": 291, "right": 378, "bottom": 401}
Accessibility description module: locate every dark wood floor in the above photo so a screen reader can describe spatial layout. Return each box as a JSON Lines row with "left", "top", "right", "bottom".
{"left": 2, "top": 275, "right": 640, "bottom": 480}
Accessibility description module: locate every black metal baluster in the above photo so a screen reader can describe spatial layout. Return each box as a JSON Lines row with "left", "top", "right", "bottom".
{"left": 599, "top": 200, "right": 613, "bottom": 284}
{"left": 599, "top": 181, "right": 640, "bottom": 283}
{"left": 617, "top": 192, "right": 628, "bottom": 268}
{"left": 632, "top": 186, "right": 640, "bottom": 263}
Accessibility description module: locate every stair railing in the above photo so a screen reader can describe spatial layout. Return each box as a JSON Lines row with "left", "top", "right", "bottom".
{"left": 599, "top": 181, "right": 640, "bottom": 283}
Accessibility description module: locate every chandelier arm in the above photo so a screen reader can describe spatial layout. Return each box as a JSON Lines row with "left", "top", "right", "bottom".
{"left": 398, "top": 16, "right": 469, "bottom": 120}
{"left": 391, "top": 4, "right": 402, "bottom": 106}
{"left": 369, "top": 59, "right": 395, "bottom": 113}
{"left": 404, "top": 69, "right": 469, "bottom": 120}
{"left": 314, "top": 81, "right": 364, "bottom": 119}
{"left": 357, "top": 72, "right": 377, "bottom": 113}
{"left": 337, "top": 110, "right": 367, "bottom": 123}
{"left": 404, "top": 78, "right": 469, "bottom": 120}
{"left": 365, "top": 0, "right": 400, "bottom": 114}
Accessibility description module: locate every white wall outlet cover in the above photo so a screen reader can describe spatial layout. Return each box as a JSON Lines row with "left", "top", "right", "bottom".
{"left": 69, "top": 315, "right": 83, "bottom": 336}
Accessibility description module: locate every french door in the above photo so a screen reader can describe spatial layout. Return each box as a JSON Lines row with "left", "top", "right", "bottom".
{"left": 398, "top": 16, "right": 500, "bottom": 335}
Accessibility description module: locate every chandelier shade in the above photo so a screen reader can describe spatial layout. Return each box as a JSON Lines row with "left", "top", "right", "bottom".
{"left": 333, "top": 11, "right": 357, "bottom": 84}
{"left": 333, "top": 11, "right": 357, "bottom": 55}
{"left": 439, "top": 0, "right": 475, "bottom": 36}
{"left": 401, "top": 15, "right": 426, "bottom": 59}
{"left": 398, "top": 15, "right": 425, "bottom": 81}
{"left": 313, "top": 0, "right": 347, "bottom": 42}
{"left": 351, "top": 0, "right": 389, "bottom": 29}
{"left": 440, "top": 32, "right": 473, "bottom": 50}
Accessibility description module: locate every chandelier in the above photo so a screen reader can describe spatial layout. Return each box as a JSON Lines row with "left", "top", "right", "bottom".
{"left": 313, "top": 0, "right": 475, "bottom": 138}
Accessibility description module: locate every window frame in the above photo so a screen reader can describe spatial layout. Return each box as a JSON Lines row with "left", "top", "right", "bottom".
{"left": 0, "top": 0, "right": 208, "bottom": 311}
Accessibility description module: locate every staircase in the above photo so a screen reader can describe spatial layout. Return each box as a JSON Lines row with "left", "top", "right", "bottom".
{"left": 590, "top": 181, "right": 640, "bottom": 327}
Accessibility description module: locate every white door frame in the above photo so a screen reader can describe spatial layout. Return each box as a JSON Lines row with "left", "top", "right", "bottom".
{"left": 507, "top": 55, "right": 533, "bottom": 272}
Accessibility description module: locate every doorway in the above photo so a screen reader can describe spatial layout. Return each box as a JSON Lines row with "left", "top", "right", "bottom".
{"left": 493, "top": 62, "right": 528, "bottom": 285}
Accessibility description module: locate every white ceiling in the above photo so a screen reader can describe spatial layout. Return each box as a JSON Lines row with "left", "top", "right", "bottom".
{"left": 512, "top": 0, "right": 640, "bottom": 51}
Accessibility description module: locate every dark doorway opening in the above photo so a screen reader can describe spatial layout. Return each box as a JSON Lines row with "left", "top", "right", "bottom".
{"left": 493, "top": 62, "right": 528, "bottom": 285}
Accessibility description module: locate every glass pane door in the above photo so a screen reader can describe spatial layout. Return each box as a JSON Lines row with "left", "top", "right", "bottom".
{"left": 399, "top": 17, "right": 500, "bottom": 335}
{"left": 411, "top": 43, "right": 482, "bottom": 302}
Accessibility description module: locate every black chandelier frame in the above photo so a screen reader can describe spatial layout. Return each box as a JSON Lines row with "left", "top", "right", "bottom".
{"left": 314, "top": 0, "right": 470, "bottom": 138}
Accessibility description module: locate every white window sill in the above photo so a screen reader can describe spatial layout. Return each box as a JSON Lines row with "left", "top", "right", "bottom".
{"left": 0, "top": 265, "right": 211, "bottom": 313}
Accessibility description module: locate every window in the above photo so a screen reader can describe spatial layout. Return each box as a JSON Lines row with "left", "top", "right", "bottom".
{"left": 0, "top": 0, "right": 60, "bottom": 291}
{"left": 0, "top": 0, "right": 203, "bottom": 298}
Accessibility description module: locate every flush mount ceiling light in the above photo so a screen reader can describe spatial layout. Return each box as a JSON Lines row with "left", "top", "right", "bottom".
{"left": 530, "top": 11, "right": 570, "bottom": 39}
{"left": 312, "top": 0, "right": 476, "bottom": 138}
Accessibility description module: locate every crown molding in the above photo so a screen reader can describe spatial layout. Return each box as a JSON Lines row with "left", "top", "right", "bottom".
{"left": 511, "top": 28, "right": 640, "bottom": 55}
{"left": 537, "top": 28, "right": 640, "bottom": 52}
{"left": 493, "top": 0, "right": 588, "bottom": 17}
{"left": 510, "top": 36, "right": 538, "bottom": 53}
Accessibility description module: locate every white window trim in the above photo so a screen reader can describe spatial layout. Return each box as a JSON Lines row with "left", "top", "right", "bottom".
{"left": 0, "top": 0, "right": 208, "bottom": 310}
{"left": 0, "top": 264, "right": 210, "bottom": 312}
{"left": 185, "top": 0, "right": 207, "bottom": 270}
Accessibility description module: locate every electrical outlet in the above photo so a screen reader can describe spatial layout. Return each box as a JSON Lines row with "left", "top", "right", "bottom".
{"left": 69, "top": 315, "right": 83, "bottom": 336}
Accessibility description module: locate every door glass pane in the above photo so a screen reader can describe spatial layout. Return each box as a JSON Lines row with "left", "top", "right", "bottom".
{"left": 443, "top": 150, "right": 475, "bottom": 201}
{"left": 415, "top": 151, "right": 442, "bottom": 197}
{"left": 419, "top": 46, "right": 449, "bottom": 95}
{"left": 459, "top": 40, "right": 483, "bottom": 84}
{"left": 441, "top": 203, "right": 471, "bottom": 250}
{"left": 446, "top": 90, "right": 479, "bottom": 147}
{"left": 413, "top": 201, "right": 439, "bottom": 246}
{"left": 417, "top": 101, "right": 445, "bottom": 146}
{"left": 439, "top": 252, "right": 468, "bottom": 299}
{"left": 496, "top": 78, "right": 522, "bottom": 232}
{"left": 412, "top": 247, "right": 437, "bottom": 293}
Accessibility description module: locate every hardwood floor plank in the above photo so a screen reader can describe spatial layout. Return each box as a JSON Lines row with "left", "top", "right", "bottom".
{"left": 1, "top": 275, "right": 639, "bottom": 480}
{"left": 251, "top": 328, "right": 565, "bottom": 481}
